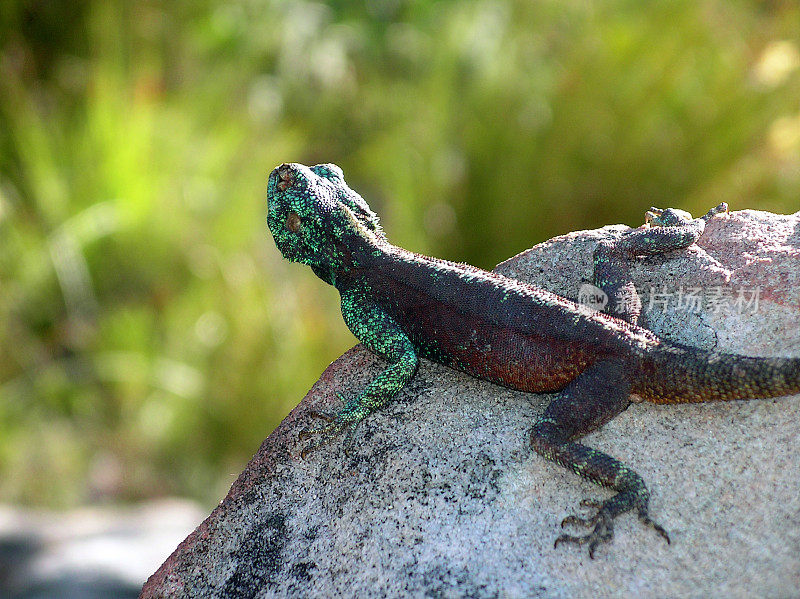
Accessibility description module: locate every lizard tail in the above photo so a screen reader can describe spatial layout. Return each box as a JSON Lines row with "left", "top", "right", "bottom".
{"left": 634, "top": 345, "right": 800, "bottom": 404}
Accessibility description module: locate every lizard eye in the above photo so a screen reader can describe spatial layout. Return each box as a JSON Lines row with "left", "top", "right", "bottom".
{"left": 285, "top": 212, "right": 302, "bottom": 233}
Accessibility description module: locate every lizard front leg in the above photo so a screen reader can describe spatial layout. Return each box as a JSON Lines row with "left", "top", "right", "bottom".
{"left": 531, "top": 358, "right": 670, "bottom": 558}
{"left": 299, "top": 286, "right": 418, "bottom": 458}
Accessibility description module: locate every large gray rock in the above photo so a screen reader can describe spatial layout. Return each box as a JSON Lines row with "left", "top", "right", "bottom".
{"left": 142, "top": 209, "right": 800, "bottom": 598}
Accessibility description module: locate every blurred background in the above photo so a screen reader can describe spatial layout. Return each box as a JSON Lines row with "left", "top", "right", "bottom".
{"left": 0, "top": 0, "right": 799, "bottom": 589}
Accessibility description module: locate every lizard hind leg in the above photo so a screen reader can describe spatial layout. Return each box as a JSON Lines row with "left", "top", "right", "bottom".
{"left": 530, "top": 359, "right": 670, "bottom": 558}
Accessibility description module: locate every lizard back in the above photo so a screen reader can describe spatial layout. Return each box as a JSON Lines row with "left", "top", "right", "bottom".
{"left": 346, "top": 245, "right": 653, "bottom": 393}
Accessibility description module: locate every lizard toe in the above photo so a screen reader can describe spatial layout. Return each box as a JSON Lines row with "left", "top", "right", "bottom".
{"left": 561, "top": 512, "right": 600, "bottom": 529}
{"left": 638, "top": 513, "right": 671, "bottom": 544}
{"left": 307, "top": 409, "right": 337, "bottom": 423}
{"left": 298, "top": 400, "right": 366, "bottom": 458}
{"left": 298, "top": 421, "right": 347, "bottom": 458}
{"left": 554, "top": 512, "right": 614, "bottom": 559}
{"left": 560, "top": 497, "right": 606, "bottom": 529}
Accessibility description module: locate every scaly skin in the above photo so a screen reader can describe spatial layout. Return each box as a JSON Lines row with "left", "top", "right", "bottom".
{"left": 266, "top": 162, "right": 800, "bottom": 558}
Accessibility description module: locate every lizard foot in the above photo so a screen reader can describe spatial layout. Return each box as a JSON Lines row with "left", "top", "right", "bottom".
{"left": 554, "top": 496, "right": 670, "bottom": 558}
{"left": 554, "top": 501, "right": 614, "bottom": 559}
{"left": 559, "top": 499, "right": 604, "bottom": 528}
{"left": 298, "top": 394, "right": 362, "bottom": 459}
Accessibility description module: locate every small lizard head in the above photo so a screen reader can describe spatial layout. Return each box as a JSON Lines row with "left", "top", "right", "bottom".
{"left": 645, "top": 207, "right": 694, "bottom": 227}
{"left": 266, "top": 163, "right": 385, "bottom": 280}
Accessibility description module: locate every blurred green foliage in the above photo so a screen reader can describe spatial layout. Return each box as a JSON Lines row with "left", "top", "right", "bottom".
{"left": 0, "top": 0, "right": 798, "bottom": 507}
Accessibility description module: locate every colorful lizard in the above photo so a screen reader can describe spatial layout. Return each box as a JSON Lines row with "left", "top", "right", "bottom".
{"left": 266, "top": 162, "right": 800, "bottom": 557}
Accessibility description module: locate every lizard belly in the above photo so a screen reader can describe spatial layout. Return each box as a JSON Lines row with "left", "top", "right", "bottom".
{"left": 399, "top": 304, "right": 595, "bottom": 393}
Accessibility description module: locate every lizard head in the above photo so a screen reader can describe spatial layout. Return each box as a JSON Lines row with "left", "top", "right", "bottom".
{"left": 266, "top": 163, "right": 385, "bottom": 280}
{"left": 645, "top": 202, "right": 728, "bottom": 228}
{"left": 645, "top": 207, "right": 694, "bottom": 227}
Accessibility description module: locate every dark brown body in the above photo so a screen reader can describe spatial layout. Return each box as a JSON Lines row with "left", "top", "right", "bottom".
{"left": 337, "top": 242, "right": 800, "bottom": 406}
{"left": 341, "top": 245, "right": 659, "bottom": 394}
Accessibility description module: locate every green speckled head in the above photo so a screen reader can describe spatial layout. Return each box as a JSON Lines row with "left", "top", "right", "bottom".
{"left": 267, "top": 163, "right": 385, "bottom": 283}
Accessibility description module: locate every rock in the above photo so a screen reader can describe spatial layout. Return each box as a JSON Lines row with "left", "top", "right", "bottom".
{"left": 142, "top": 209, "right": 800, "bottom": 598}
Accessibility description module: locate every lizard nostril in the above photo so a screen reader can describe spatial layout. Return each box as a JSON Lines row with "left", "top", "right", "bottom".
{"left": 276, "top": 165, "right": 294, "bottom": 192}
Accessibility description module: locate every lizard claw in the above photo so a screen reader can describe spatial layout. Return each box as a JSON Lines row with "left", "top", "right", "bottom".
{"left": 305, "top": 409, "right": 337, "bottom": 423}
{"left": 298, "top": 393, "right": 362, "bottom": 459}
{"left": 560, "top": 514, "right": 598, "bottom": 529}
{"left": 555, "top": 495, "right": 670, "bottom": 558}
{"left": 638, "top": 513, "right": 671, "bottom": 544}
{"left": 554, "top": 510, "right": 614, "bottom": 559}
{"left": 559, "top": 498, "right": 605, "bottom": 528}
{"left": 561, "top": 513, "right": 601, "bottom": 529}
{"left": 298, "top": 436, "right": 330, "bottom": 460}
{"left": 298, "top": 418, "right": 348, "bottom": 458}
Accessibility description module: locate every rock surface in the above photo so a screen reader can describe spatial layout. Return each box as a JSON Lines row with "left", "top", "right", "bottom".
{"left": 142, "top": 209, "right": 800, "bottom": 598}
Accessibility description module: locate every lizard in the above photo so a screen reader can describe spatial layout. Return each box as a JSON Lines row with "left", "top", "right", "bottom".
{"left": 265, "top": 162, "right": 800, "bottom": 558}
